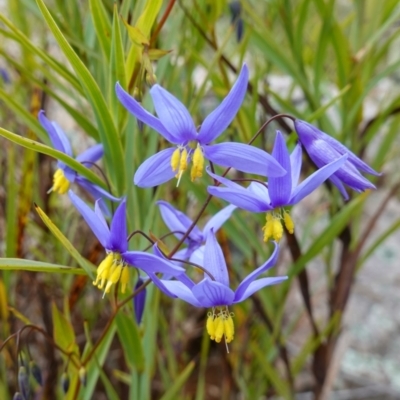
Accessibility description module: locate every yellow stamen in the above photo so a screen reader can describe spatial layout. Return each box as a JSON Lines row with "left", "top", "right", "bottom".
{"left": 206, "top": 313, "right": 216, "bottom": 340}
{"left": 51, "top": 168, "right": 70, "bottom": 194}
{"left": 190, "top": 144, "right": 204, "bottom": 181}
{"left": 272, "top": 218, "right": 283, "bottom": 242}
{"left": 283, "top": 211, "right": 294, "bottom": 234}
{"left": 171, "top": 147, "right": 188, "bottom": 186}
{"left": 206, "top": 308, "right": 235, "bottom": 345}
{"left": 120, "top": 267, "right": 130, "bottom": 294}
{"left": 262, "top": 210, "right": 295, "bottom": 242}
{"left": 93, "top": 253, "right": 114, "bottom": 287}
{"left": 179, "top": 148, "right": 188, "bottom": 172}
{"left": 224, "top": 315, "right": 234, "bottom": 343}
{"left": 94, "top": 253, "right": 129, "bottom": 295}
{"left": 214, "top": 315, "right": 224, "bottom": 343}
{"left": 262, "top": 213, "right": 274, "bottom": 242}
{"left": 104, "top": 264, "right": 123, "bottom": 294}
{"left": 170, "top": 148, "right": 181, "bottom": 172}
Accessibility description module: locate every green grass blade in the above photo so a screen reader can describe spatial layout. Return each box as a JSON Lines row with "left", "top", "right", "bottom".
{"left": 34, "top": 204, "right": 96, "bottom": 278}
{"left": 0, "top": 258, "right": 85, "bottom": 275}
{"left": 0, "top": 126, "right": 106, "bottom": 189}
{"left": 36, "top": 0, "right": 126, "bottom": 194}
{"left": 89, "top": 0, "right": 112, "bottom": 61}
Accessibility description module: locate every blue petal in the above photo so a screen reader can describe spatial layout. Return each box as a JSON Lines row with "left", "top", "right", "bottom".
{"left": 108, "top": 199, "right": 127, "bottom": 253}
{"left": 94, "top": 199, "right": 109, "bottom": 230}
{"left": 76, "top": 144, "right": 103, "bottom": 164}
{"left": 115, "top": 82, "right": 177, "bottom": 143}
{"left": 149, "top": 273, "right": 202, "bottom": 306}
{"left": 295, "top": 120, "right": 380, "bottom": 176}
{"left": 150, "top": 85, "right": 197, "bottom": 142}
{"left": 38, "top": 110, "right": 72, "bottom": 156}
{"left": 202, "top": 204, "right": 236, "bottom": 238}
{"left": 206, "top": 167, "right": 247, "bottom": 189}
{"left": 290, "top": 154, "right": 348, "bottom": 204}
{"left": 234, "top": 241, "right": 279, "bottom": 302}
{"left": 234, "top": 277, "right": 288, "bottom": 303}
{"left": 207, "top": 168, "right": 271, "bottom": 212}
{"left": 302, "top": 137, "right": 376, "bottom": 194}
{"left": 247, "top": 182, "right": 270, "bottom": 204}
{"left": 134, "top": 148, "right": 176, "bottom": 187}
{"left": 204, "top": 143, "right": 286, "bottom": 177}
{"left": 329, "top": 174, "right": 349, "bottom": 200}
{"left": 208, "top": 186, "right": 270, "bottom": 213}
{"left": 192, "top": 279, "right": 235, "bottom": 307}
{"left": 268, "top": 132, "right": 292, "bottom": 206}
{"left": 197, "top": 64, "right": 248, "bottom": 144}
{"left": 290, "top": 144, "right": 302, "bottom": 191}
{"left": 157, "top": 200, "right": 203, "bottom": 243}
{"left": 75, "top": 176, "right": 120, "bottom": 202}
{"left": 333, "top": 161, "right": 376, "bottom": 192}
{"left": 189, "top": 245, "right": 205, "bottom": 267}
{"left": 203, "top": 230, "right": 229, "bottom": 286}
{"left": 68, "top": 190, "right": 109, "bottom": 248}
{"left": 122, "top": 252, "right": 184, "bottom": 275}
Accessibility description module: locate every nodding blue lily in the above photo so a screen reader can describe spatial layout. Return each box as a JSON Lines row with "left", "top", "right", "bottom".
{"left": 148, "top": 231, "right": 287, "bottom": 345}
{"left": 208, "top": 131, "right": 348, "bottom": 242}
{"left": 157, "top": 200, "right": 236, "bottom": 264}
{"left": 294, "top": 120, "right": 381, "bottom": 200}
{"left": 39, "top": 111, "right": 118, "bottom": 202}
{"left": 115, "top": 64, "right": 285, "bottom": 187}
{"left": 68, "top": 191, "right": 184, "bottom": 295}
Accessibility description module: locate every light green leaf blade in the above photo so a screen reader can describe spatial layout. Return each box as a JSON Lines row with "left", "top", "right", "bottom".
{"left": 34, "top": 204, "right": 96, "bottom": 279}
{"left": 0, "top": 258, "right": 85, "bottom": 275}
{"left": 89, "top": 0, "right": 112, "bottom": 61}
{"left": 115, "top": 312, "right": 145, "bottom": 371}
{"left": 159, "top": 361, "right": 196, "bottom": 400}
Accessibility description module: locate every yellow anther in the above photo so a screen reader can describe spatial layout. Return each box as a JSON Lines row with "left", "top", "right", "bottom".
{"left": 93, "top": 253, "right": 114, "bottom": 287}
{"left": 104, "top": 264, "right": 123, "bottom": 294}
{"left": 120, "top": 267, "right": 130, "bottom": 294}
{"left": 206, "top": 308, "right": 235, "bottom": 345}
{"left": 223, "top": 315, "right": 235, "bottom": 343}
{"left": 52, "top": 168, "right": 70, "bottom": 194}
{"left": 262, "top": 214, "right": 274, "bottom": 242}
{"left": 179, "top": 148, "right": 188, "bottom": 172}
{"left": 206, "top": 314, "right": 216, "bottom": 340}
{"left": 93, "top": 252, "right": 130, "bottom": 295}
{"left": 190, "top": 144, "right": 204, "bottom": 181}
{"left": 272, "top": 218, "right": 283, "bottom": 242}
{"left": 283, "top": 211, "right": 294, "bottom": 234}
{"left": 214, "top": 316, "right": 224, "bottom": 343}
{"left": 171, "top": 148, "right": 181, "bottom": 172}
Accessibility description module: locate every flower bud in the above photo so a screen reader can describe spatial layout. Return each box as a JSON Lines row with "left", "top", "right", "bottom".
{"left": 79, "top": 366, "right": 87, "bottom": 387}
{"left": 61, "top": 372, "right": 70, "bottom": 394}
{"left": 29, "top": 361, "right": 43, "bottom": 386}
{"left": 133, "top": 278, "right": 147, "bottom": 324}
{"left": 12, "top": 392, "right": 24, "bottom": 400}
{"left": 18, "top": 366, "right": 30, "bottom": 400}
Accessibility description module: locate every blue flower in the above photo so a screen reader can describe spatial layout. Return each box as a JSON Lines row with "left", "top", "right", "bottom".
{"left": 115, "top": 65, "right": 285, "bottom": 187}
{"left": 133, "top": 277, "right": 147, "bottom": 324}
{"left": 207, "top": 131, "right": 348, "bottom": 241}
{"left": 294, "top": 119, "right": 380, "bottom": 200}
{"left": 39, "top": 111, "right": 118, "bottom": 202}
{"left": 157, "top": 200, "right": 236, "bottom": 264}
{"left": 148, "top": 231, "right": 287, "bottom": 344}
{"left": 68, "top": 191, "right": 184, "bottom": 295}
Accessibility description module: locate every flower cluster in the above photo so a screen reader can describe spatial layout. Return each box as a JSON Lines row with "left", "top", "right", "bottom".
{"left": 43, "top": 64, "right": 379, "bottom": 347}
